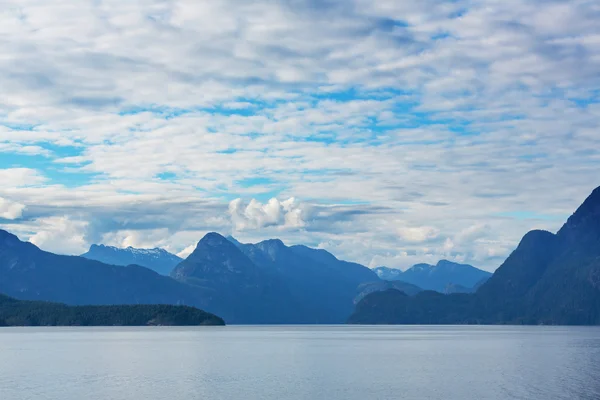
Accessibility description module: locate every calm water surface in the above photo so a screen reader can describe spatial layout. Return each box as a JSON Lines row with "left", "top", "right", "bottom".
{"left": 0, "top": 326, "right": 599, "bottom": 400}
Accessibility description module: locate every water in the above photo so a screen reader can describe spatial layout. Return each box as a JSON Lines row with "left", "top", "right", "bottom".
{"left": 0, "top": 326, "right": 599, "bottom": 400}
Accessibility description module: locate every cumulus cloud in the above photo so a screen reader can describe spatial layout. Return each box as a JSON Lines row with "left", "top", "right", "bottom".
{"left": 0, "top": 197, "right": 26, "bottom": 220}
{"left": 28, "top": 217, "right": 89, "bottom": 255}
{"left": 229, "top": 197, "right": 307, "bottom": 231}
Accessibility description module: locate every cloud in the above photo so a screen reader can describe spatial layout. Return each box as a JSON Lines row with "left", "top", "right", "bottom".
{"left": 28, "top": 217, "right": 89, "bottom": 255}
{"left": 229, "top": 197, "right": 307, "bottom": 231}
{"left": 99, "top": 228, "right": 173, "bottom": 250}
{"left": 0, "top": 169, "right": 46, "bottom": 187}
{"left": 0, "top": 197, "right": 25, "bottom": 220}
{"left": 0, "top": 0, "right": 598, "bottom": 270}
{"left": 398, "top": 226, "right": 440, "bottom": 243}
{"left": 453, "top": 224, "right": 491, "bottom": 244}
{"left": 177, "top": 244, "right": 196, "bottom": 259}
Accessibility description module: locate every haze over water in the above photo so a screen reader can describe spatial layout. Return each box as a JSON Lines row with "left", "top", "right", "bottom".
{"left": 1, "top": 326, "right": 599, "bottom": 400}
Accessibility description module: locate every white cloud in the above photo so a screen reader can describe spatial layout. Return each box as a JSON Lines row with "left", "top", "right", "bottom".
{"left": 229, "top": 197, "right": 307, "bottom": 231}
{"left": 454, "top": 224, "right": 491, "bottom": 244}
{"left": 0, "top": 197, "right": 25, "bottom": 220}
{"left": 398, "top": 226, "right": 440, "bottom": 243}
{"left": 0, "top": 0, "right": 598, "bottom": 270}
{"left": 443, "top": 238, "right": 454, "bottom": 252}
{"left": 100, "top": 228, "right": 172, "bottom": 250}
{"left": 177, "top": 243, "right": 196, "bottom": 259}
{"left": 28, "top": 217, "right": 89, "bottom": 255}
{"left": 0, "top": 169, "right": 46, "bottom": 187}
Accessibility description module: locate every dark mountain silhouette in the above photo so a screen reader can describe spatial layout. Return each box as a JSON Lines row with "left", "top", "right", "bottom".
{"left": 354, "top": 280, "right": 422, "bottom": 305}
{"left": 0, "top": 229, "right": 212, "bottom": 308}
{"left": 349, "top": 187, "right": 600, "bottom": 325}
{"left": 374, "top": 260, "right": 491, "bottom": 293}
{"left": 0, "top": 229, "right": 379, "bottom": 324}
{"left": 238, "top": 238, "right": 380, "bottom": 322}
{"left": 443, "top": 283, "right": 473, "bottom": 294}
{"left": 289, "top": 244, "right": 378, "bottom": 284}
{"left": 0, "top": 293, "right": 224, "bottom": 326}
{"left": 373, "top": 266, "right": 404, "bottom": 281}
{"left": 173, "top": 234, "right": 380, "bottom": 323}
{"left": 170, "top": 233, "right": 300, "bottom": 324}
{"left": 81, "top": 244, "right": 182, "bottom": 276}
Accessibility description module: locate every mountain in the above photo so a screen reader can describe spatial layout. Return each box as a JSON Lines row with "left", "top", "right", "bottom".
{"left": 373, "top": 266, "right": 404, "bottom": 281}
{"left": 373, "top": 260, "right": 492, "bottom": 293}
{"left": 443, "top": 283, "right": 473, "bottom": 294}
{"left": 171, "top": 233, "right": 303, "bottom": 324}
{"left": 349, "top": 187, "right": 600, "bottom": 325}
{"left": 348, "top": 289, "right": 477, "bottom": 325}
{"left": 0, "top": 229, "right": 378, "bottom": 324}
{"left": 234, "top": 238, "right": 380, "bottom": 323}
{"left": 0, "top": 293, "right": 224, "bottom": 326}
{"left": 177, "top": 234, "right": 380, "bottom": 323}
{"left": 354, "top": 280, "right": 423, "bottom": 305}
{"left": 0, "top": 229, "right": 215, "bottom": 312}
{"left": 81, "top": 244, "right": 182, "bottom": 276}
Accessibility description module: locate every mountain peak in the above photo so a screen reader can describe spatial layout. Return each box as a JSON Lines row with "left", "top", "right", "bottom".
{"left": 373, "top": 266, "right": 403, "bottom": 280}
{"left": 257, "top": 238, "right": 286, "bottom": 248}
{"left": 435, "top": 260, "right": 455, "bottom": 267}
{"left": 171, "top": 232, "right": 265, "bottom": 286}
{"left": 81, "top": 243, "right": 182, "bottom": 276}
{"left": 435, "top": 260, "right": 474, "bottom": 270}
{"left": 514, "top": 230, "right": 559, "bottom": 257}
{"left": 189, "top": 232, "right": 242, "bottom": 259}
{"left": 254, "top": 239, "right": 288, "bottom": 260}
{"left": 89, "top": 244, "right": 108, "bottom": 251}
{"left": 197, "top": 232, "right": 230, "bottom": 247}
{"left": 518, "top": 229, "right": 556, "bottom": 247}
{"left": 559, "top": 186, "right": 600, "bottom": 238}
{"left": 385, "top": 260, "right": 490, "bottom": 292}
{"left": 409, "top": 263, "right": 433, "bottom": 272}
{"left": 0, "top": 229, "right": 21, "bottom": 246}
{"left": 226, "top": 235, "right": 242, "bottom": 246}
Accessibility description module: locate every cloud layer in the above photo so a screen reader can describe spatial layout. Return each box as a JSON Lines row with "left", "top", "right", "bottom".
{"left": 1, "top": 0, "right": 599, "bottom": 270}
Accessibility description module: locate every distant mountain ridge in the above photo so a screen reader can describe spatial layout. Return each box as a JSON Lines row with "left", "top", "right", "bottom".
{"left": 81, "top": 244, "right": 182, "bottom": 276}
{"left": 349, "top": 186, "right": 600, "bottom": 325}
{"left": 354, "top": 280, "right": 423, "bottom": 305}
{"left": 0, "top": 229, "right": 208, "bottom": 308}
{"left": 374, "top": 260, "right": 491, "bottom": 293}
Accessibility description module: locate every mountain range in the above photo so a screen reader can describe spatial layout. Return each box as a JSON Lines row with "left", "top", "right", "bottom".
{"left": 233, "top": 237, "right": 379, "bottom": 322}
{"left": 0, "top": 229, "right": 380, "bottom": 324}
{"left": 349, "top": 186, "right": 600, "bottom": 325}
{"left": 0, "top": 229, "right": 206, "bottom": 307}
{"left": 171, "top": 233, "right": 380, "bottom": 323}
{"left": 374, "top": 261, "right": 491, "bottom": 293}
{"left": 3, "top": 185, "right": 600, "bottom": 326}
{"left": 81, "top": 244, "right": 182, "bottom": 276}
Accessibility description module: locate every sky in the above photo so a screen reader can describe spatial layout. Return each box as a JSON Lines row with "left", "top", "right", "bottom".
{"left": 1, "top": 0, "right": 599, "bottom": 271}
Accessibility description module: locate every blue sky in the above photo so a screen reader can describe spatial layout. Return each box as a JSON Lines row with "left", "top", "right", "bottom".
{"left": 1, "top": 0, "right": 599, "bottom": 271}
